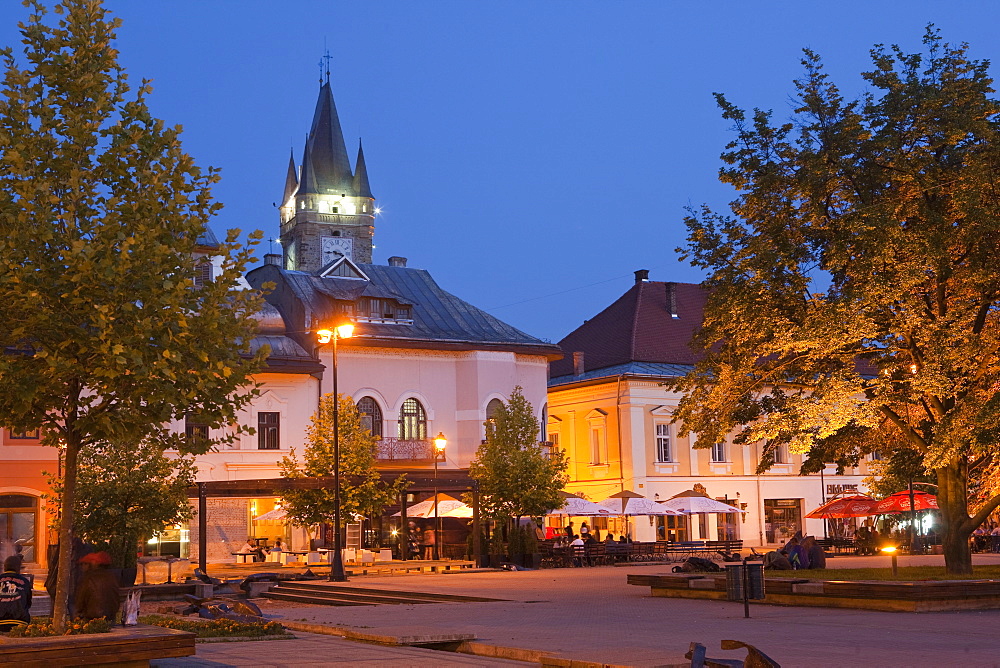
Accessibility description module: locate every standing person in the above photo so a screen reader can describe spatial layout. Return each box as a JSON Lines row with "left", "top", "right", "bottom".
{"left": 564, "top": 522, "right": 574, "bottom": 539}
{"left": 75, "top": 552, "right": 120, "bottom": 622}
{"left": 422, "top": 526, "right": 436, "bottom": 560}
{"left": 580, "top": 522, "right": 590, "bottom": 539}
{"left": 0, "top": 555, "right": 32, "bottom": 632}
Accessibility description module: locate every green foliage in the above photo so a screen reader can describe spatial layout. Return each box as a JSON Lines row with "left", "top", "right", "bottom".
{"left": 468, "top": 387, "right": 568, "bottom": 522}
{"left": 45, "top": 439, "right": 197, "bottom": 569}
{"left": 669, "top": 28, "right": 1000, "bottom": 573}
{"left": 0, "top": 0, "right": 266, "bottom": 452}
{"left": 0, "top": 1, "right": 266, "bottom": 627}
{"left": 279, "top": 394, "right": 406, "bottom": 531}
{"left": 9, "top": 617, "right": 111, "bottom": 637}
{"left": 138, "top": 615, "right": 286, "bottom": 638}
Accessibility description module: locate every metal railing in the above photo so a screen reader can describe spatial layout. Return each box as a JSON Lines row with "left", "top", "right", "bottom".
{"left": 375, "top": 437, "right": 433, "bottom": 462}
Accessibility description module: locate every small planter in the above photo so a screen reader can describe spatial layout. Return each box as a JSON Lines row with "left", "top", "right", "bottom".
{"left": 488, "top": 554, "right": 505, "bottom": 568}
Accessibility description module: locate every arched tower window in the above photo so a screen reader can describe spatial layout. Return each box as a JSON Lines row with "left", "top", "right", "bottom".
{"left": 398, "top": 398, "right": 426, "bottom": 440}
{"left": 357, "top": 396, "right": 383, "bottom": 437}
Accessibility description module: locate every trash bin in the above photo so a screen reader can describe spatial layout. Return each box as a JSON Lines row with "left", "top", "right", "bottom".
{"left": 725, "top": 562, "right": 765, "bottom": 601}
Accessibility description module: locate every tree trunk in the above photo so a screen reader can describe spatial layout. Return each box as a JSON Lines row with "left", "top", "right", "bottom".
{"left": 52, "top": 435, "right": 80, "bottom": 632}
{"left": 937, "top": 460, "right": 973, "bottom": 575}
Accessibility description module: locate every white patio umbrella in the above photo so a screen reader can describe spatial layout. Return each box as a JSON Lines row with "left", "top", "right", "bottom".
{"left": 597, "top": 490, "right": 681, "bottom": 541}
{"left": 660, "top": 489, "right": 745, "bottom": 515}
{"left": 598, "top": 490, "right": 682, "bottom": 516}
{"left": 547, "top": 495, "right": 615, "bottom": 517}
{"left": 659, "top": 496, "right": 746, "bottom": 515}
{"left": 253, "top": 507, "right": 288, "bottom": 522}
{"left": 392, "top": 493, "right": 472, "bottom": 518}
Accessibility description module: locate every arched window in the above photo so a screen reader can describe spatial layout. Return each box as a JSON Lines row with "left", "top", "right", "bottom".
{"left": 357, "top": 396, "right": 383, "bottom": 437}
{"left": 398, "top": 398, "right": 426, "bottom": 440}
{"left": 0, "top": 494, "right": 37, "bottom": 562}
{"left": 485, "top": 398, "right": 504, "bottom": 424}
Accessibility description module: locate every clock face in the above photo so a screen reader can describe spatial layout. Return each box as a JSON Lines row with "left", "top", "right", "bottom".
{"left": 321, "top": 235, "right": 353, "bottom": 264}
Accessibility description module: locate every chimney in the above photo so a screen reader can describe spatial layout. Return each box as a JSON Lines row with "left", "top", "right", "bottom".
{"left": 634, "top": 269, "right": 649, "bottom": 284}
{"left": 573, "top": 351, "right": 585, "bottom": 376}
{"left": 388, "top": 256, "right": 407, "bottom": 267}
{"left": 665, "top": 282, "right": 679, "bottom": 319}
{"left": 264, "top": 253, "right": 282, "bottom": 266}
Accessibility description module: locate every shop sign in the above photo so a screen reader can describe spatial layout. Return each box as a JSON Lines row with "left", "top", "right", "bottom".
{"left": 827, "top": 484, "right": 858, "bottom": 495}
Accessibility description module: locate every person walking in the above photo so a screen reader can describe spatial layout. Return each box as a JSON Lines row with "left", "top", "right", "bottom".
{"left": 0, "top": 555, "right": 32, "bottom": 632}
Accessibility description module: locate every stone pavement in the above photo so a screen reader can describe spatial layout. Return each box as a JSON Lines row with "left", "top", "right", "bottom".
{"left": 151, "top": 631, "right": 532, "bottom": 667}
{"left": 248, "top": 553, "right": 1000, "bottom": 668}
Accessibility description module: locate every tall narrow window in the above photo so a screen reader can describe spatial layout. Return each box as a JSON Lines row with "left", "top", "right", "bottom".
{"left": 773, "top": 444, "right": 787, "bottom": 464}
{"left": 398, "top": 398, "right": 426, "bottom": 440}
{"left": 485, "top": 399, "right": 503, "bottom": 425}
{"left": 258, "top": 412, "right": 280, "bottom": 450}
{"left": 591, "top": 427, "right": 606, "bottom": 465}
{"left": 185, "top": 415, "right": 209, "bottom": 446}
{"left": 655, "top": 423, "right": 672, "bottom": 462}
{"left": 357, "top": 397, "right": 383, "bottom": 437}
{"left": 194, "top": 261, "right": 212, "bottom": 287}
{"left": 710, "top": 441, "right": 727, "bottom": 463}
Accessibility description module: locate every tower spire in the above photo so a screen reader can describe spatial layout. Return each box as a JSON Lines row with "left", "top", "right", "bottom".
{"left": 282, "top": 148, "right": 298, "bottom": 204}
{"left": 304, "top": 81, "right": 354, "bottom": 193}
{"left": 353, "top": 139, "right": 373, "bottom": 199}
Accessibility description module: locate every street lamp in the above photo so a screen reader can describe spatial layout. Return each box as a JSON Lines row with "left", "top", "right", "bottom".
{"left": 881, "top": 545, "right": 899, "bottom": 577}
{"left": 432, "top": 432, "right": 447, "bottom": 561}
{"left": 316, "top": 322, "right": 355, "bottom": 582}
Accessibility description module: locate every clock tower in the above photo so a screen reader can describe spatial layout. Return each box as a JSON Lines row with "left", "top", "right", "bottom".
{"left": 279, "top": 80, "right": 375, "bottom": 272}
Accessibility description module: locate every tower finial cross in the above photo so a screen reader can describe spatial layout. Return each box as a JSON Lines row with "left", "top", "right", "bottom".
{"left": 322, "top": 49, "right": 332, "bottom": 85}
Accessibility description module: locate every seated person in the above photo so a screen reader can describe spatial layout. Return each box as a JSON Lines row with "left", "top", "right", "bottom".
{"left": 270, "top": 538, "right": 286, "bottom": 552}
{"left": 604, "top": 533, "right": 616, "bottom": 543}
{"left": 0, "top": 555, "right": 31, "bottom": 632}
{"left": 76, "top": 552, "right": 120, "bottom": 622}
{"left": 238, "top": 538, "right": 264, "bottom": 561}
{"left": 618, "top": 534, "right": 630, "bottom": 544}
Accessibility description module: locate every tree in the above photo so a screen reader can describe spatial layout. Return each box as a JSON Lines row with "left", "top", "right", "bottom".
{"left": 669, "top": 28, "right": 1000, "bottom": 574}
{"left": 0, "top": 1, "right": 265, "bottom": 628}
{"left": 279, "top": 394, "right": 405, "bottom": 541}
{"left": 46, "top": 439, "right": 197, "bottom": 571}
{"left": 468, "top": 387, "right": 568, "bottom": 525}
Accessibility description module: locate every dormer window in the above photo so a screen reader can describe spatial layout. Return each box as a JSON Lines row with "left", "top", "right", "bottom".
{"left": 355, "top": 297, "right": 412, "bottom": 324}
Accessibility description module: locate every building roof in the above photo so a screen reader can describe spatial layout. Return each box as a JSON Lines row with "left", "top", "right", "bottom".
{"left": 550, "top": 278, "right": 707, "bottom": 381}
{"left": 304, "top": 81, "right": 355, "bottom": 194}
{"left": 246, "top": 262, "right": 562, "bottom": 358}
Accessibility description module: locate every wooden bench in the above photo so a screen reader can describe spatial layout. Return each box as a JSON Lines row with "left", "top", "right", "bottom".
{"left": 0, "top": 624, "right": 195, "bottom": 668}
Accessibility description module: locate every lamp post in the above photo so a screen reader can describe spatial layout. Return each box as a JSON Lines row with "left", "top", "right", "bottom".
{"left": 316, "top": 323, "right": 355, "bottom": 582}
{"left": 881, "top": 545, "right": 899, "bottom": 577}
{"left": 432, "top": 432, "right": 447, "bottom": 561}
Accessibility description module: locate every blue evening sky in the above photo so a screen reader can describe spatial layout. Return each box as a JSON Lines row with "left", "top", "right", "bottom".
{"left": 1, "top": 2, "right": 997, "bottom": 343}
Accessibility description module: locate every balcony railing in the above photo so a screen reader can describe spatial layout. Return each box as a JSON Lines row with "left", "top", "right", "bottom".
{"left": 375, "top": 437, "right": 433, "bottom": 463}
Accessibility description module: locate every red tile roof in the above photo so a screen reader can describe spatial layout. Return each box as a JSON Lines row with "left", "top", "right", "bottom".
{"left": 551, "top": 280, "right": 708, "bottom": 377}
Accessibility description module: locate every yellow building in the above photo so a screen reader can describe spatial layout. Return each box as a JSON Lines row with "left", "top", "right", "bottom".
{"left": 547, "top": 271, "right": 874, "bottom": 547}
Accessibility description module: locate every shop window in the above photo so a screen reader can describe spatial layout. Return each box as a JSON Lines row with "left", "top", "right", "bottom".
{"left": 764, "top": 498, "right": 802, "bottom": 544}
{"left": 657, "top": 514, "right": 689, "bottom": 542}
{"left": 258, "top": 412, "right": 280, "bottom": 450}
{"left": 357, "top": 396, "right": 383, "bottom": 437}
{"left": 398, "top": 398, "right": 426, "bottom": 440}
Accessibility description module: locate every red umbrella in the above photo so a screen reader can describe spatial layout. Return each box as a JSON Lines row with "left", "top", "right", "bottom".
{"left": 874, "top": 490, "right": 938, "bottom": 514}
{"left": 805, "top": 495, "right": 877, "bottom": 519}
